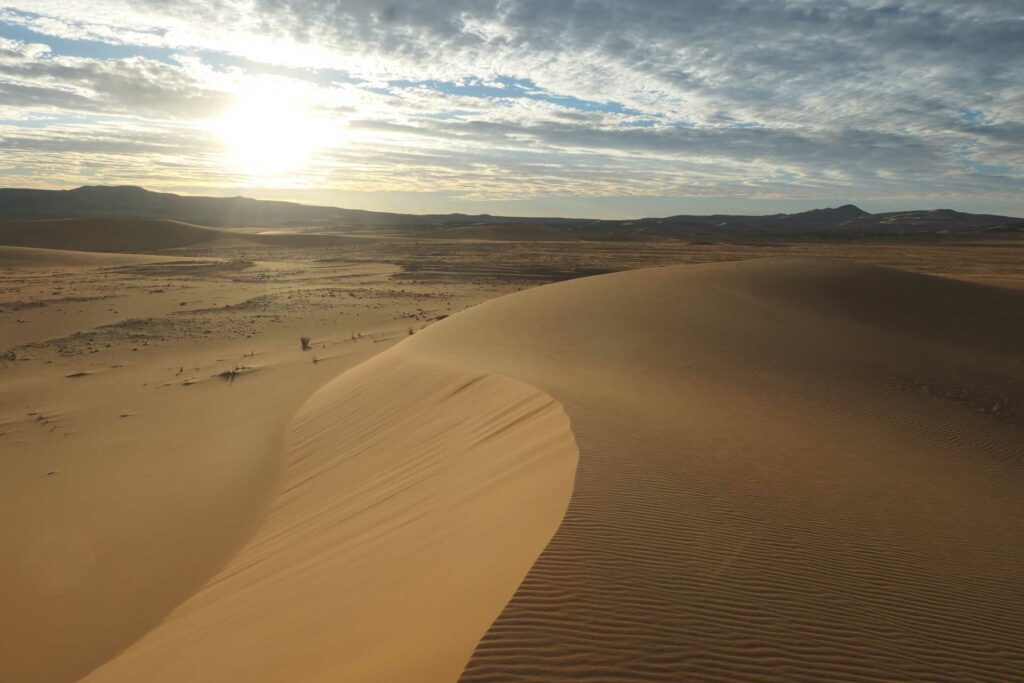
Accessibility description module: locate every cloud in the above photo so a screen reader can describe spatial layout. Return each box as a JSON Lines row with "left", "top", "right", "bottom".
{"left": 0, "top": 1, "right": 1021, "bottom": 213}
{"left": 0, "top": 36, "right": 233, "bottom": 118}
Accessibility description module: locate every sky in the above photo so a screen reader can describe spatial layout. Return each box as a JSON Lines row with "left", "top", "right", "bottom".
{"left": 0, "top": 1, "right": 1021, "bottom": 218}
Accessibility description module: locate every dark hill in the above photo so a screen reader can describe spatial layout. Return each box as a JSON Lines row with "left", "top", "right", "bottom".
{"left": 0, "top": 186, "right": 1018, "bottom": 240}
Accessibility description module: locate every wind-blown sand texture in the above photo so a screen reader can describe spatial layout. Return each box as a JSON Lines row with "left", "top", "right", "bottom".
{"left": 4, "top": 250, "right": 1023, "bottom": 682}
{"left": 83, "top": 354, "right": 577, "bottom": 682}
{"left": 79, "top": 257, "right": 1024, "bottom": 681}
{"left": 451, "top": 258, "right": 1024, "bottom": 681}
{"left": 0, "top": 244, "right": 511, "bottom": 683}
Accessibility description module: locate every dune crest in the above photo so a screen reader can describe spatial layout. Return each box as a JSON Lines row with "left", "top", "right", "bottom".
{"left": 82, "top": 257, "right": 1024, "bottom": 681}
{"left": 443, "top": 257, "right": 1024, "bottom": 681}
{"left": 82, "top": 352, "right": 578, "bottom": 682}
{"left": 0, "top": 245, "right": 172, "bottom": 266}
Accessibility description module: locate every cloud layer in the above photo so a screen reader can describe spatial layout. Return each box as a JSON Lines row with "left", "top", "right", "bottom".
{"left": 0, "top": 1, "right": 1021, "bottom": 215}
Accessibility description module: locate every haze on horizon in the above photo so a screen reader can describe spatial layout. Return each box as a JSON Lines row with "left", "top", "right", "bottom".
{"left": 0, "top": 1, "right": 1021, "bottom": 219}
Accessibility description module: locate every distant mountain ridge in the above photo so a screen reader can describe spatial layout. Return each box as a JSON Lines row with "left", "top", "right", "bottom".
{"left": 0, "top": 185, "right": 447, "bottom": 228}
{"left": 0, "top": 185, "right": 1018, "bottom": 238}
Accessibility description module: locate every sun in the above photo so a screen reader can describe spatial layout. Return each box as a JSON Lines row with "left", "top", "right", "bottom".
{"left": 213, "top": 94, "right": 327, "bottom": 178}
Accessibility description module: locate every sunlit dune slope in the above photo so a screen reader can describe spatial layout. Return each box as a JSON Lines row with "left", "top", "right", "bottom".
{"left": 85, "top": 257, "right": 1023, "bottom": 682}
{"left": 0, "top": 245, "right": 172, "bottom": 266}
{"left": 83, "top": 351, "right": 579, "bottom": 681}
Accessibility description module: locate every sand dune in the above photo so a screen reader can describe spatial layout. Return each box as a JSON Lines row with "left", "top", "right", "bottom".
{"left": 68, "top": 257, "right": 1024, "bottom": 680}
{"left": 0, "top": 218, "right": 239, "bottom": 252}
{"left": 0, "top": 245, "right": 172, "bottom": 267}
{"left": 83, "top": 354, "right": 577, "bottom": 682}
{"left": 0, "top": 339, "right": 397, "bottom": 683}
{"left": 445, "top": 258, "right": 1024, "bottom": 681}
{"left": 0, "top": 217, "right": 358, "bottom": 254}
{"left": 1, "top": 253, "right": 493, "bottom": 683}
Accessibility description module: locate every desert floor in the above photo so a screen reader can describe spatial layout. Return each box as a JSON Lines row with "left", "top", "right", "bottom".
{"left": 1, "top": 234, "right": 1022, "bottom": 682}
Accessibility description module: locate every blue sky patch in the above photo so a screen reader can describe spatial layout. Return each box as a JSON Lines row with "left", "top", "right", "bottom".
{"left": 388, "top": 75, "right": 645, "bottom": 116}
{"left": 0, "top": 11, "right": 175, "bottom": 63}
{"left": 959, "top": 108, "right": 991, "bottom": 129}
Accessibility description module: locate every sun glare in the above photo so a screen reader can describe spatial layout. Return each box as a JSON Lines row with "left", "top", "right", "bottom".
{"left": 214, "top": 94, "right": 328, "bottom": 178}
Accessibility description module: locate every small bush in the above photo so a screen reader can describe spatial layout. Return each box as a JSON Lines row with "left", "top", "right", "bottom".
{"left": 300, "top": 336, "right": 312, "bottom": 351}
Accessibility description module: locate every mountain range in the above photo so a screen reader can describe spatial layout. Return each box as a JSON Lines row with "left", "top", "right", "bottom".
{"left": 0, "top": 185, "right": 1020, "bottom": 239}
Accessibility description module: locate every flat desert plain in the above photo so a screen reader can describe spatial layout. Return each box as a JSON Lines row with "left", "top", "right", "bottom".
{"left": 2, "top": 227, "right": 1023, "bottom": 682}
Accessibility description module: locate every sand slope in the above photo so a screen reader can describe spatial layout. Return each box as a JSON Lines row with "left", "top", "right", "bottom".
{"left": 79, "top": 257, "right": 1024, "bottom": 681}
{"left": 82, "top": 354, "right": 578, "bottom": 681}
{"left": 442, "top": 257, "right": 1024, "bottom": 681}
{"left": 0, "top": 217, "right": 364, "bottom": 253}
{"left": 0, "top": 245, "right": 172, "bottom": 267}
{"left": 2, "top": 253, "right": 496, "bottom": 683}
{"left": 0, "top": 341, "right": 396, "bottom": 683}
{"left": 0, "top": 218, "right": 238, "bottom": 252}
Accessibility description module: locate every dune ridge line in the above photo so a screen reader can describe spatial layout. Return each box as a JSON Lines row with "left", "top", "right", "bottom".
{"left": 79, "top": 256, "right": 1024, "bottom": 681}
{"left": 81, "top": 338, "right": 580, "bottom": 682}
{"left": 451, "top": 257, "right": 1024, "bottom": 681}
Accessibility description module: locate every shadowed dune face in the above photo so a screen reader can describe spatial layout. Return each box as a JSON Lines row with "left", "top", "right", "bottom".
{"left": 437, "top": 258, "right": 1024, "bottom": 681}
{"left": 0, "top": 218, "right": 233, "bottom": 252}
{"left": 0, "top": 217, "right": 359, "bottom": 253}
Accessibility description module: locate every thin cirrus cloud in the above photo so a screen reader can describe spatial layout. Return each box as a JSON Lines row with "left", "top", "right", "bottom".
{"left": 0, "top": 0, "right": 1021, "bottom": 217}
